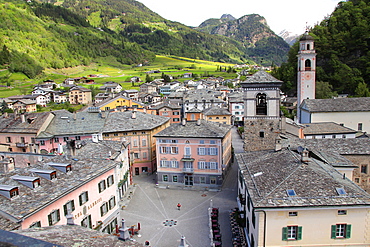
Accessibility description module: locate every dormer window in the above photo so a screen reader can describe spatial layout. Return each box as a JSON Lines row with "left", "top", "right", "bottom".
{"left": 11, "top": 175, "right": 41, "bottom": 189}
{"left": 0, "top": 185, "right": 19, "bottom": 199}
{"left": 47, "top": 162, "right": 72, "bottom": 173}
{"left": 30, "top": 169, "right": 57, "bottom": 180}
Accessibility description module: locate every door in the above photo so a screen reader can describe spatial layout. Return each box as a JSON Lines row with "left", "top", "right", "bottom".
{"left": 184, "top": 176, "right": 193, "bottom": 186}
{"left": 135, "top": 167, "right": 140, "bottom": 175}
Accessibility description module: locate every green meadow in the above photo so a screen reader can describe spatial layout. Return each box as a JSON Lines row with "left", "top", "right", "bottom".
{"left": 0, "top": 55, "right": 242, "bottom": 98}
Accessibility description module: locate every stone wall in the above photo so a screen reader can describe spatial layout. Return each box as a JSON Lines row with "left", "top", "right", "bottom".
{"left": 243, "top": 118, "right": 281, "bottom": 152}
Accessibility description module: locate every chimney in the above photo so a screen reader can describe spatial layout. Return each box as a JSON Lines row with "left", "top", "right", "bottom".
{"left": 182, "top": 118, "right": 186, "bottom": 126}
{"left": 20, "top": 114, "right": 25, "bottom": 123}
{"left": 275, "top": 137, "right": 282, "bottom": 152}
{"left": 197, "top": 119, "right": 201, "bottom": 126}
{"left": 73, "top": 112, "right": 76, "bottom": 120}
{"left": 4, "top": 112, "right": 8, "bottom": 118}
{"left": 118, "top": 219, "right": 130, "bottom": 241}
{"left": 301, "top": 148, "right": 309, "bottom": 163}
{"left": 132, "top": 111, "right": 136, "bottom": 119}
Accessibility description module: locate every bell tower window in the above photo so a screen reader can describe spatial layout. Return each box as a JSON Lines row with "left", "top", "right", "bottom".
{"left": 305, "top": 59, "right": 311, "bottom": 71}
{"left": 256, "top": 93, "right": 267, "bottom": 115}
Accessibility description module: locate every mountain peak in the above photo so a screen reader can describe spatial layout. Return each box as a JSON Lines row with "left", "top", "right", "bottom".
{"left": 220, "top": 14, "right": 236, "bottom": 21}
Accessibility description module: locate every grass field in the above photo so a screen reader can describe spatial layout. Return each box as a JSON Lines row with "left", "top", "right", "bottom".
{"left": 0, "top": 55, "right": 242, "bottom": 98}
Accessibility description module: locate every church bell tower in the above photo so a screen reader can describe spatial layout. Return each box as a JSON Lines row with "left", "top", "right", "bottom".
{"left": 241, "top": 70, "right": 283, "bottom": 152}
{"left": 297, "top": 31, "right": 316, "bottom": 123}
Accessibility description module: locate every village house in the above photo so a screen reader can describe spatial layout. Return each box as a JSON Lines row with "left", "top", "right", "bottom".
{"left": 154, "top": 119, "right": 232, "bottom": 190}
{"left": 101, "top": 111, "right": 170, "bottom": 175}
{"left": 202, "top": 106, "right": 232, "bottom": 125}
{"left": 0, "top": 138, "right": 130, "bottom": 234}
{"left": 227, "top": 92, "right": 244, "bottom": 126}
{"left": 299, "top": 97, "right": 370, "bottom": 134}
{"left": 139, "top": 82, "right": 158, "bottom": 94}
{"left": 35, "top": 109, "right": 107, "bottom": 154}
{"left": 99, "top": 82, "right": 122, "bottom": 93}
{"left": 183, "top": 89, "right": 225, "bottom": 114}
{"left": 150, "top": 101, "right": 182, "bottom": 124}
{"left": 285, "top": 120, "right": 358, "bottom": 139}
{"left": 69, "top": 86, "right": 92, "bottom": 105}
{"left": 11, "top": 99, "right": 37, "bottom": 113}
{"left": 0, "top": 112, "right": 54, "bottom": 153}
{"left": 121, "top": 89, "right": 139, "bottom": 101}
{"left": 235, "top": 147, "right": 370, "bottom": 247}
{"left": 96, "top": 95, "right": 146, "bottom": 112}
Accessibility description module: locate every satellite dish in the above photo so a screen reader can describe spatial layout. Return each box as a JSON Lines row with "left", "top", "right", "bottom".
{"left": 297, "top": 146, "right": 304, "bottom": 153}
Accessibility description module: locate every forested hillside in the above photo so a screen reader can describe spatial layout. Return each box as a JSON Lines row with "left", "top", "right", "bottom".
{"left": 54, "top": 0, "right": 251, "bottom": 64}
{"left": 0, "top": 0, "right": 155, "bottom": 78}
{"left": 272, "top": 0, "right": 370, "bottom": 97}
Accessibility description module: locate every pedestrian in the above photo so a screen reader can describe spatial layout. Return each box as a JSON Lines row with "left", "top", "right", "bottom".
{"left": 177, "top": 203, "right": 181, "bottom": 210}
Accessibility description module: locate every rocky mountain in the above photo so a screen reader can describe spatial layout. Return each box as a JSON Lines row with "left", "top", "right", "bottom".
{"left": 196, "top": 14, "right": 290, "bottom": 65}
{"left": 278, "top": 30, "right": 300, "bottom": 46}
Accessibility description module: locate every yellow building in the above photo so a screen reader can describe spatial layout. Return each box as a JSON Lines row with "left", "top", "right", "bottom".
{"left": 101, "top": 111, "right": 170, "bottom": 175}
{"left": 236, "top": 148, "right": 370, "bottom": 247}
{"left": 97, "top": 95, "right": 145, "bottom": 112}
{"left": 203, "top": 106, "right": 232, "bottom": 125}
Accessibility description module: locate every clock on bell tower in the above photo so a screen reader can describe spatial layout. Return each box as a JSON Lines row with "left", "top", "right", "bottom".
{"left": 297, "top": 31, "right": 316, "bottom": 123}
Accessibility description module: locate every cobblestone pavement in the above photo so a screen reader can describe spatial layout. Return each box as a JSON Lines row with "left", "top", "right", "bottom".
{"left": 120, "top": 128, "right": 242, "bottom": 247}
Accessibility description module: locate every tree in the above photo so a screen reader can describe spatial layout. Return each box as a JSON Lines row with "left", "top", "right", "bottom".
{"left": 316, "top": 81, "right": 338, "bottom": 99}
{"left": 145, "top": 74, "right": 153, "bottom": 83}
{"left": 355, "top": 81, "right": 370, "bottom": 97}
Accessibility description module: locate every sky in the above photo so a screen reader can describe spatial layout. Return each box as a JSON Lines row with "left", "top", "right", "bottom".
{"left": 137, "top": 0, "right": 342, "bottom": 35}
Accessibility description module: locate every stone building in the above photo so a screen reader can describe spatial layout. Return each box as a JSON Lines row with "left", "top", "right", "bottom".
{"left": 241, "top": 70, "right": 283, "bottom": 151}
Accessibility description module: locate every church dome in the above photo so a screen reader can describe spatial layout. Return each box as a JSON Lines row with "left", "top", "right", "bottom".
{"left": 300, "top": 31, "right": 314, "bottom": 41}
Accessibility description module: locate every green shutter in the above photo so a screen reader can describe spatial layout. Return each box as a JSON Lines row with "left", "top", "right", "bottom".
{"left": 346, "top": 224, "right": 351, "bottom": 239}
{"left": 48, "top": 214, "right": 52, "bottom": 226}
{"left": 79, "top": 194, "right": 82, "bottom": 206}
{"left": 297, "top": 226, "right": 302, "bottom": 240}
{"left": 282, "top": 227, "right": 288, "bottom": 241}
{"left": 71, "top": 200, "right": 75, "bottom": 211}
{"left": 63, "top": 204, "right": 67, "bottom": 216}
{"left": 56, "top": 209, "right": 60, "bottom": 222}
{"left": 86, "top": 192, "right": 89, "bottom": 202}
{"left": 331, "top": 225, "right": 337, "bottom": 239}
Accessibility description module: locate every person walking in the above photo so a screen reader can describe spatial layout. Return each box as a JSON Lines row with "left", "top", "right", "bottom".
{"left": 177, "top": 203, "right": 181, "bottom": 210}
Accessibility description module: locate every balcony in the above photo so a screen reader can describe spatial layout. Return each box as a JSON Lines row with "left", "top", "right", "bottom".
{"left": 183, "top": 168, "right": 194, "bottom": 173}
{"left": 16, "top": 142, "right": 28, "bottom": 148}
{"left": 181, "top": 155, "right": 194, "bottom": 162}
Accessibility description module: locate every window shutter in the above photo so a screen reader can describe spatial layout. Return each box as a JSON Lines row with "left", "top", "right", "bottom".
{"left": 197, "top": 162, "right": 200, "bottom": 169}
{"left": 166, "top": 147, "right": 171, "bottom": 154}
{"left": 207, "top": 148, "right": 210, "bottom": 155}
{"left": 79, "top": 194, "right": 82, "bottom": 206}
{"left": 48, "top": 214, "right": 52, "bottom": 226}
{"left": 100, "top": 206, "right": 104, "bottom": 217}
{"left": 63, "top": 204, "right": 67, "bottom": 215}
{"left": 282, "top": 227, "right": 288, "bottom": 241}
{"left": 86, "top": 192, "right": 89, "bottom": 202}
{"left": 331, "top": 225, "right": 337, "bottom": 239}
{"left": 71, "top": 200, "right": 75, "bottom": 211}
{"left": 215, "top": 148, "right": 218, "bottom": 155}
{"left": 297, "top": 226, "right": 302, "bottom": 240}
{"left": 197, "top": 148, "right": 200, "bottom": 155}
{"left": 56, "top": 209, "right": 60, "bottom": 222}
{"left": 346, "top": 224, "right": 351, "bottom": 239}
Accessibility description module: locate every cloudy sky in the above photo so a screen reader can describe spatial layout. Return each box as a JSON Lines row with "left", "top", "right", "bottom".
{"left": 137, "top": 0, "right": 342, "bottom": 35}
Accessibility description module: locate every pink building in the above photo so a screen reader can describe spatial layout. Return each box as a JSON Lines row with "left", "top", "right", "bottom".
{"left": 0, "top": 139, "right": 130, "bottom": 234}
{"left": 36, "top": 109, "right": 107, "bottom": 154}
{"left": 154, "top": 119, "right": 232, "bottom": 189}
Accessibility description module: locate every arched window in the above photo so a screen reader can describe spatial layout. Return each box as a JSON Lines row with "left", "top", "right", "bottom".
{"left": 306, "top": 44, "right": 310, "bottom": 50}
{"left": 305, "top": 59, "right": 311, "bottom": 71}
{"left": 256, "top": 93, "right": 267, "bottom": 115}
